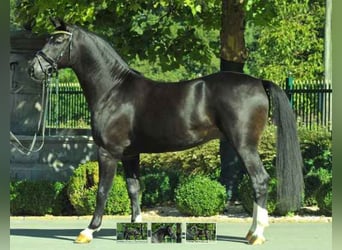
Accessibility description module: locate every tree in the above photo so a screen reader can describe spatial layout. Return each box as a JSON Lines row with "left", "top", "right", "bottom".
{"left": 12, "top": 0, "right": 325, "bottom": 82}
{"left": 245, "top": 0, "right": 325, "bottom": 82}
{"left": 12, "top": 0, "right": 221, "bottom": 77}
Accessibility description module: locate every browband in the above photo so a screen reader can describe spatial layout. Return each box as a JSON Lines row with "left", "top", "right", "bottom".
{"left": 51, "top": 30, "right": 73, "bottom": 36}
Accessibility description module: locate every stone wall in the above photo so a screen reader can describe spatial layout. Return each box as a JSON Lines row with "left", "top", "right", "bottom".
{"left": 10, "top": 135, "right": 97, "bottom": 182}
{"left": 10, "top": 31, "right": 99, "bottom": 182}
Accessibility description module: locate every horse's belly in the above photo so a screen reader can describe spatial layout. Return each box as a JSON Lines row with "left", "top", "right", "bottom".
{"left": 130, "top": 126, "right": 222, "bottom": 153}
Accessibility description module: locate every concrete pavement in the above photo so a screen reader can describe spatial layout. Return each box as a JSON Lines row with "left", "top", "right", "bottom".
{"left": 10, "top": 216, "right": 331, "bottom": 250}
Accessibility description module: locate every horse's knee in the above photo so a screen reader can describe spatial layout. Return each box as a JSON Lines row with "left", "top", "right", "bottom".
{"left": 126, "top": 178, "right": 140, "bottom": 196}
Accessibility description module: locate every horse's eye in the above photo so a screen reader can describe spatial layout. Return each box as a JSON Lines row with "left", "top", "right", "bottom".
{"left": 49, "top": 35, "right": 65, "bottom": 44}
{"left": 55, "top": 36, "right": 65, "bottom": 43}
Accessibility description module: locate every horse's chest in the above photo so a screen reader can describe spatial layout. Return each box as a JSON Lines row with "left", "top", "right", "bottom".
{"left": 91, "top": 102, "right": 135, "bottom": 148}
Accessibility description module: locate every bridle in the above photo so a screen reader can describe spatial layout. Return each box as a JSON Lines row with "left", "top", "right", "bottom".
{"left": 36, "top": 30, "right": 73, "bottom": 77}
{"left": 10, "top": 30, "right": 73, "bottom": 155}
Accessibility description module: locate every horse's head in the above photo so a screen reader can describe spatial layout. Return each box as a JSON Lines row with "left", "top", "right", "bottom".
{"left": 28, "top": 18, "right": 73, "bottom": 81}
{"left": 166, "top": 226, "right": 176, "bottom": 239}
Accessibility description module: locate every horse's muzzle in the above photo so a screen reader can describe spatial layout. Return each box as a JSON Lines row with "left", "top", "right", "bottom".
{"left": 27, "top": 58, "right": 50, "bottom": 82}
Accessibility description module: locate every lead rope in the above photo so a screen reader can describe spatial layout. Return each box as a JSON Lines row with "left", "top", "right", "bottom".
{"left": 10, "top": 74, "right": 55, "bottom": 155}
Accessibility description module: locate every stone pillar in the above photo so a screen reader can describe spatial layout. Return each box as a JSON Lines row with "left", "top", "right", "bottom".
{"left": 10, "top": 30, "right": 47, "bottom": 135}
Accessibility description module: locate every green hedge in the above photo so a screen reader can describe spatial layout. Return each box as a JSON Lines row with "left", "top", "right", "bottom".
{"left": 67, "top": 161, "right": 131, "bottom": 215}
{"left": 175, "top": 175, "right": 226, "bottom": 216}
{"left": 140, "top": 140, "right": 221, "bottom": 180}
{"left": 140, "top": 171, "right": 172, "bottom": 207}
{"left": 10, "top": 180, "right": 69, "bottom": 216}
{"left": 316, "top": 182, "right": 332, "bottom": 216}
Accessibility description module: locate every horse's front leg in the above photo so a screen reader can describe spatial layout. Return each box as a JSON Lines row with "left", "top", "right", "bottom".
{"left": 123, "top": 155, "right": 142, "bottom": 222}
{"left": 75, "top": 147, "right": 118, "bottom": 243}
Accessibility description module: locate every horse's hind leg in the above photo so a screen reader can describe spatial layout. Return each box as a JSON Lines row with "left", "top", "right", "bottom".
{"left": 123, "top": 154, "right": 142, "bottom": 222}
{"left": 238, "top": 148, "right": 269, "bottom": 245}
{"left": 219, "top": 105, "right": 269, "bottom": 244}
{"left": 75, "top": 147, "right": 118, "bottom": 243}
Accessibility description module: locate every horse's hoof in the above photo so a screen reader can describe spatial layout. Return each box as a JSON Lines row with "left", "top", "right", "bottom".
{"left": 248, "top": 235, "right": 266, "bottom": 245}
{"left": 74, "top": 233, "right": 92, "bottom": 244}
{"left": 245, "top": 230, "right": 253, "bottom": 241}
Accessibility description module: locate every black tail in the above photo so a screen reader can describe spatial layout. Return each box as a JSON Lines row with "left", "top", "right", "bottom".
{"left": 263, "top": 80, "right": 304, "bottom": 215}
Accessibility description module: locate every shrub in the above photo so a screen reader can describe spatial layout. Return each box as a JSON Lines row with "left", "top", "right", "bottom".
{"left": 140, "top": 171, "right": 172, "bottom": 207}
{"left": 316, "top": 182, "right": 332, "bottom": 215}
{"left": 53, "top": 182, "right": 76, "bottom": 216}
{"left": 10, "top": 181, "right": 19, "bottom": 214}
{"left": 140, "top": 140, "right": 221, "bottom": 180}
{"left": 10, "top": 180, "right": 64, "bottom": 216}
{"left": 298, "top": 126, "right": 332, "bottom": 173}
{"left": 140, "top": 167, "right": 181, "bottom": 207}
{"left": 297, "top": 126, "right": 331, "bottom": 208}
{"left": 175, "top": 175, "right": 226, "bottom": 216}
{"left": 304, "top": 167, "right": 331, "bottom": 206}
{"left": 305, "top": 167, "right": 332, "bottom": 215}
{"left": 67, "top": 161, "right": 131, "bottom": 215}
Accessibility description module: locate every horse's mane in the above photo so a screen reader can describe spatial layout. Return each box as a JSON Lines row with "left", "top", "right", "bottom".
{"left": 74, "top": 25, "right": 143, "bottom": 77}
{"left": 72, "top": 26, "right": 126, "bottom": 73}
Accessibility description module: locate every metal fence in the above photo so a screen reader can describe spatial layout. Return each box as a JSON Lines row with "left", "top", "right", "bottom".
{"left": 46, "top": 79, "right": 332, "bottom": 131}
{"left": 281, "top": 77, "right": 332, "bottom": 131}
{"left": 46, "top": 82, "right": 90, "bottom": 129}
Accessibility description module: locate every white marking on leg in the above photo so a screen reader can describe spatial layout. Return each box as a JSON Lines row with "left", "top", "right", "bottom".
{"left": 247, "top": 202, "right": 269, "bottom": 243}
{"left": 253, "top": 202, "right": 269, "bottom": 241}
{"left": 248, "top": 202, "right": 258, "bottom": 235}
{"left": 134, "top": 214, "right": 142, "bottom": 222}
{"left": 256, "top": 202, "right": 269, "bottom": 228}
{"left": 79, "top": 228, "right": 96, "bottom": 240}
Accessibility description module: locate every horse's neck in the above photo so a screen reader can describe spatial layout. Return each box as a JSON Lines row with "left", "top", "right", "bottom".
{"left": 71, "top": 30, "right": 130, "bottom": 109}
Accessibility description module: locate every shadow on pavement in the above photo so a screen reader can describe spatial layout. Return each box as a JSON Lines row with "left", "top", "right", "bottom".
{"left": 10, "top": 229, "right": 116, "bottom": 242}
{"left": 11, "top": 228, "right": 248, "bottom": 244}
{"left": 217, "top": 235, "right": 248, "bottom": 244}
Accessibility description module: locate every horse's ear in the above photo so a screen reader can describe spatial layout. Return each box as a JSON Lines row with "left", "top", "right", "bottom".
{"left": 50, "top": 18, "right": 67, "bottom": 30}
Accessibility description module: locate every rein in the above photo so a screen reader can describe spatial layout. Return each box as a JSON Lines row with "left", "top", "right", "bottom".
{"left": 10, "top": 74, "right": 57, "bottom": 155}
{"left": 10, "top": 31, "right": 72, "bottom": 155}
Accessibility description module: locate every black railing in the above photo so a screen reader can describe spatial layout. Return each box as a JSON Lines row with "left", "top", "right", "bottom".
{"left": 46, "top": 82, "right": 90, "bottom": 130}
{"left": 281, "top": 78, "right": 332, "bottom": 131}
{"left": 46, "top": 79, "right": 332, "bottom": 131}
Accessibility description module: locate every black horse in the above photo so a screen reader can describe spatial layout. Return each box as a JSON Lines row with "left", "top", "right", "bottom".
{"left": 28, "top": 19, "right": 303, "bottom": 245}
{"left": 123, "top": 226, "right": 141, "bottom": 240}
{"left": 187, "top": 225, "right": 211, "bottom": 241}
{"left": 152, "top": 225, "right": 176, "bottom": 243}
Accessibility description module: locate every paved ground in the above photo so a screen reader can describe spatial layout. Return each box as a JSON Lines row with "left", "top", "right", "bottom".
{"left": 10, "top": 214, "right": 332, "bottom": 250}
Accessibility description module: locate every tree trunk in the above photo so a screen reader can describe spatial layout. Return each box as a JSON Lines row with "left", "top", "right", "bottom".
{"left": 219, "top": 0, "right": 246, "bottom": 204}
{"left": 220, "top": 0, "right": 247, "bottom": 71}
{"left": 324, "top": 0, "right": 332, "bottom": 83}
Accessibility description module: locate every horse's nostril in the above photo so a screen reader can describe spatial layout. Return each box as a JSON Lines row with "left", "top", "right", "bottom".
{"left": 47, "top": 67, "right": 53, "bottom": 75}
{"left": 28, "top": 66, "right": 34, "bottom": 76}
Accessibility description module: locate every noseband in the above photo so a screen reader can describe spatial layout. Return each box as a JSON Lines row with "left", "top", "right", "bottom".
{"left": 36, "top": 30, "right": 73, "bottom": 77}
